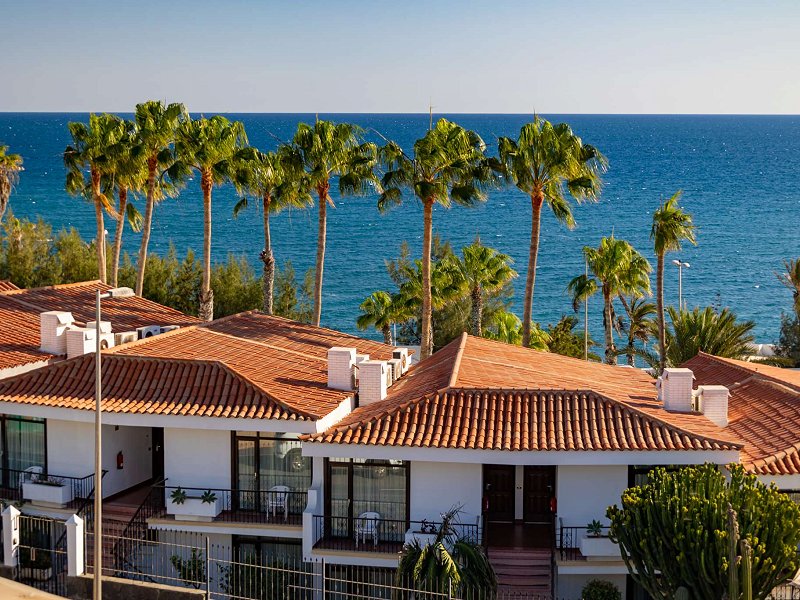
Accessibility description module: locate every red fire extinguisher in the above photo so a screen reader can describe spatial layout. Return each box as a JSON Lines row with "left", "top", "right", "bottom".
{"left": 116, "top": 451, "right": 124, "bottom": 470}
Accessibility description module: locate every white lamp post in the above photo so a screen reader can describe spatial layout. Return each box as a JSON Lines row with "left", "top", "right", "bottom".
{"left": 671, "top": 259, "right": 690, "bottom": 310}
{"left": 94, "top": 286, "right": 134, "bottom": 600}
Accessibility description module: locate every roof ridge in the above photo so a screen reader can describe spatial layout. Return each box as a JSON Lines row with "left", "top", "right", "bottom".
{"left": 106, "top": 325, "right": 197, "bottom": 353}
{"left": 447, "top": 332, "right": 468, "bottom": 388}
{"left": 699, "top": 352, "right": 800, "bottom": 393}
{"left": 0, "top": 280, "right": 104, "bottom": 297}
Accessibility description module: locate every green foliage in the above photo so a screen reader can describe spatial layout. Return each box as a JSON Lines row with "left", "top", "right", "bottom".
{"left": 581, "top": 579, "right": 621, "bottom": 600}
{"left": 586, "top": 520, "right": 604, "bottom": 537}
{"left": 396, "top": 507, "right": 496, "bottom": 598}
{"left": 170, "top": 548, "right": 205, "bottom": 589}
{"left": 775, "top": 313, "right": 800, "bottom": 366}
{"left": 272, "top": 260, "right": 314, "bottom": 323}
{"left": 664, "top": 306, "right": 755, "bottom": 366}
{"left": 545, "top": 315, "right": 601, "bottom": 361}
{"left": 776, "top": 258, "right": 800, "bottom": 318}
{"left": 170, "top": 488, "right": 187, "bottom": 504}
{"left": 211, "top": 254, "right": 263, "bottom": 318}
{"left": 607, "top": 464, "right": 800, "bottom": 600}
{"left": 0, "top": 145, "right": 24, "bottom": 222}
{"left": 218, "top": 553, "right": 297, "bottom": 600}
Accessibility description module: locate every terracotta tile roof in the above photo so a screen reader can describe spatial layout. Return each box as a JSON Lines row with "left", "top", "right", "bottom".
{"left": 306, "top": 334, "right": 742, "bottom": 452}
{"left": 0, "top": 281, "right": 196, "bottom": 371}
{"left": 0, "top": 280, "right": 19, "bottom": 292}
{"left": 685, "top": 352, "right": 800, "bottom": 475}
{"left": 0, "top": 311, "right": 395, "bottom": 422}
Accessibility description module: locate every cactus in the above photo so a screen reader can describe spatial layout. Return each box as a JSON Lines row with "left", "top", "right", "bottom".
{"left": 674, "top": 586, "right": 689, "bottom": 600}
{"left": 607, "top": 464, "right": 800, "bottom": 600}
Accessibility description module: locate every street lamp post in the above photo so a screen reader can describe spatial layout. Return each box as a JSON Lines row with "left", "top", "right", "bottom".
{"left": 94, "top": 286, "right": 134, "bottom": 600}
{"left": 672, "top": 259, "right": 690, "bottom": 310}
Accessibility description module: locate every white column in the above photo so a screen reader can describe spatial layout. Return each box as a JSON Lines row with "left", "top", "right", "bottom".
{"left": 66, "top": 514, "right": 85, "bottom": 577}
{"left": 2, "top": 504, "right": 20, "bottom": 567}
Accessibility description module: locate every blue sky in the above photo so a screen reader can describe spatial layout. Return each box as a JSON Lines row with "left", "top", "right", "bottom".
{"left": 4, "top": 0, "right": 799, "bottom": 113}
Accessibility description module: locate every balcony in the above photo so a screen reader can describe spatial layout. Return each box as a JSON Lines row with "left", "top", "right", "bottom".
{"left": 312, "top": 509, "right": 481, "bottom": 555}
{"left": 155, "top": 485, "right": 308, "bottom": 526}
{"left": 557, "top": 524, "right": 619, "bottom": 561}
{"left": 0, "top": 468, "right": 98, "bottom": 509}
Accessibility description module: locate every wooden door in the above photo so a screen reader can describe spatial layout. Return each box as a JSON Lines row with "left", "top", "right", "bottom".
{"left": 483, "top": 464, "right": 515, "bottom": 522}
{"left": 523, "top": 466, "right": 555, "bottom": 524}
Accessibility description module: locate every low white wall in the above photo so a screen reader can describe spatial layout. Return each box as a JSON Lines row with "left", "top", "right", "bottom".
{"left": 46, "top": 419, "right": 153, "bottom": 497}
{"left": 164, "top": 428, "right": 231, "bottom": 489}
{"left": 410, "top": 461, "right": 482, "bottom": 525}
{"left": 557, "top": 465, "right": 628, "bottom": 527}
{"left": 558, "top": 574, "right": 627, "bottom": 600}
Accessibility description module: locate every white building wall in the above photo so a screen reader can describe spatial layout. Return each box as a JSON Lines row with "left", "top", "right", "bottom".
{"left": 164, "top": 428, "right": 231, "bottom": 489}
{"left": 557, "top": 465, "right": 629, "bottom": 527}
{"left": 409, "top": 461, "right": 482, "bottom": 525}
{"left": 47, "top": 419, "right": 152, "bottom": 497}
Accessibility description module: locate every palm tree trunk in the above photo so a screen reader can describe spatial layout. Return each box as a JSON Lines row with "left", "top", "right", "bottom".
{"left": 604, "top": 289, "right": 616, "bottom": 365}
{"left": 313, "top": 183, "right": 329, "bottom": 327}
{"left": 656, "top": 252, "right": 666, "bottom": 371}
{"left": 471, "top": 285, "right": 483, "bottom": 337}
{"left": 111, "top": 186, "right": 127, "bottom": 287}
{"left": 199, "top": 169, "right": 214, "bottom": 321}
{"left": 420, "top": 199, "right": 434, "bottom": 359}
{"left": 135, "top": 157, "right": 158, "bottom": 296}
{"left": 261, "top": 194, "right": 274, "bottom": 315}
{"left": 382, "top": 324, "right": 392, "bottom": 346}
{"left": 522, "top": 193, "right": 544, "bottom": 347}
{"left": 91, "top": 168, "right": 107, "bottom": 284}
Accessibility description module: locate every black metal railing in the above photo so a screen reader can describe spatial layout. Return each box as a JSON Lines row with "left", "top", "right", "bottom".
{"left": 0, "top": 467, "right": 97, "bottom": 506}
{"left": 557, "top": 523, "right": 612, "bottom": 561}
{"left": 313, "top": 514, "right": 481, "bottom": 553}
{"left": 157, "top": 484, "right": 308, "bottom": 525}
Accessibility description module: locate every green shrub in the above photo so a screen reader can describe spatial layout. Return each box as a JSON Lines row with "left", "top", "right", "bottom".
{"left": 582, "top": 579, "right": 621, "bottom": 600}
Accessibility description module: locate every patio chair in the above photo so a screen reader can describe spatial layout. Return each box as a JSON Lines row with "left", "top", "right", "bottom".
{"left": 20, "top": 465, "right": 44, "bottom": 485}
{"left": 354, "top": 511, "right": 381, "bottom": 547}
{"left": 267, "top": 485, "right": 290, "bottom": 521}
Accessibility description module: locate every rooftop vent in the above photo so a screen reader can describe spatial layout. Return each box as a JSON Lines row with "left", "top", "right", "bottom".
{"left": 328, "top": 347, "right": 356, "bottom": 391}
{"left": 392, "top": 348, "right": 411, "bottom": 375}
{"left": 358, "top": 360, "right": 390, "bottom": 406}
{"left": 136, "top": 325, "right": 162, "bottom": 339}
{"left": 66, "top": 327, "right": 115, "bottom": 359}
{"left": 657, "top": 368, "right": 695, "bottom": 413}
{"left": 40, "top": 311, "right": 75, "bottom": 355}
{"left": 695, "top": 385, "right": 730, "bottom": 427}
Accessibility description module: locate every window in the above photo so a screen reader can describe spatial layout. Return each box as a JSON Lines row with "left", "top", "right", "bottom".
{"left": 232, "top": 535, "right": 301, "bottom": 565}
{"left": 325, "top": 458, "right": 409, "bottom": 539}
{"left": 627, "top": 465, "right": 684, "bottom": 487}
{"left": 233, "top": 432, "right": 311, "bottom": 512}
{"left": 0, "top": 415, "right": 46, "bottom": 489}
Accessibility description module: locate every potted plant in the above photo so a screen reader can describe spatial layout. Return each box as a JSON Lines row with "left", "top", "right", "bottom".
{"left": 579, "top": 519, "right": 619, "bottom": 560}
{"left": 22, "top": 475, "right": 74, "bottom": 508}
{"left": 168, "top": 487, "right": 222, "bottom": 521}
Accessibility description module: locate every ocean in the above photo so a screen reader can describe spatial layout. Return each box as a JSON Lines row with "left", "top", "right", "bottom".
{"left": 1, "top": 113, "right": 798, "bottom": 343}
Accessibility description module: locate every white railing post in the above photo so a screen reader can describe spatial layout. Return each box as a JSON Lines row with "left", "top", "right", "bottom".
{"left": 2, "top": 504, "right": 20, "bottom": 567}
{"left": 66, "top": 514, "right": 85, "bottom": 576}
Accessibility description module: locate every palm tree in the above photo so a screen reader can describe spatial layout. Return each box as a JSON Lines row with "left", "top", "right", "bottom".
{"left": 665, "top": 306, "right": 755, "bottom": 366}
{"left": 0, "top": 145, "right": 24, "bottom": 223}
{"left": 64, "top": 114, "right": 127, "bottom": 283}
{"left": 356, "top": 291, "right": 410, "bottom": 345}
{"left": 618, "top": 297, "right": 657, "bottom": 366}
{"left": 396, "top": 507, "right": 496, "bottom": 597}
{"left": 379, "top": 119, "right": 496, "bottom": 359}
{"left": 777, "top": 258, "right": 800, "bottom": 317}
{"left": 567, "top": 236, "right": 652, "bottom": 364}
{"left": 169, "top": 116, "right": 248, "bottom": 321}
{"left": 133, "top": 100, "right": 187, "bottom": 296}
{"left": 483, "top": 311, "right": 551, "bottom": 350}
{"left": 234, "top": 145, "right": 312, "bottom": 314}
{"left": 498, "top": 117, "right": 607, "bottom": 348}
{"left": 457, "top": 238, "right": 517, "bottom": 336}
{"left": 109, "top": 119, "right": 144, "bottom": 287}
{"left": 651, "top": 191, "right": 696, "bottom": 370}
{"left": 292, "top": 120, "right": 379, "bottom": 327}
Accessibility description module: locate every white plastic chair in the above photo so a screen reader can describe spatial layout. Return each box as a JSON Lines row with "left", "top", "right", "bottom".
{"left": 267, "top": 485, "right": 290, "bottom": 521}
{"left": 354, "top": 511, "right": 381, "bottom": 547}
{"left": 21, "top": 465, "right": 44, "bottom": 485}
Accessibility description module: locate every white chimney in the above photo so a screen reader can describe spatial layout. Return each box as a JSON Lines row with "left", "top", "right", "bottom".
{"left": 328, "top": 347, "right": 356, "bottom": 391}
{"left": 696, "top": 385, "right": 730, "bottom": 427}
{"left": 66, "top": 327, "right": 115, "bottom": 358}
{"left": 658, "top": 368, "right": 695, "bottom": 413}
{"left": 358, "top": 360, "right": 389, "bottom": 405}
{"left": 86, "top": 321, "right": 112, "bottom": 334}
{"left": 39, "top": 311, "right": 75, "bottom": 355}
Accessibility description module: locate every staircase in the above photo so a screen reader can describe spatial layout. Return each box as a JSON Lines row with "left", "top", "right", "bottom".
{"left": 488, "top": 547, "right": 553, "bottom": 597}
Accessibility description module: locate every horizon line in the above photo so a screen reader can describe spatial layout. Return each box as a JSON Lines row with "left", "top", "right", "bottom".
{"left": 1, "top": 110, "right": 800, "bottom": 117}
